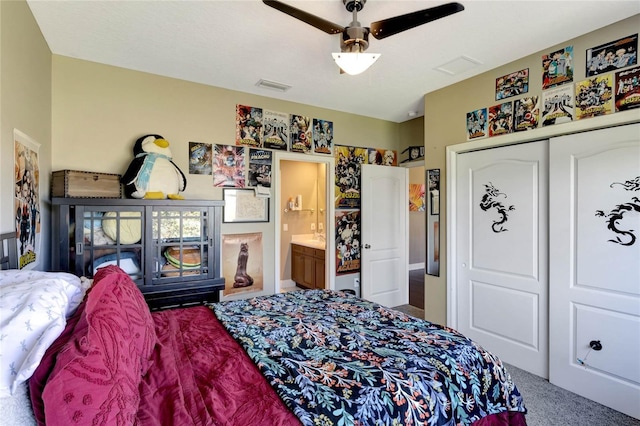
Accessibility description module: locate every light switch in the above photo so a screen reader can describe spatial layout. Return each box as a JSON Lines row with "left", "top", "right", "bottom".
{"left": 283, "top": 223, "right": 288, "bottom": 231}
{"left": 311, "top": 223, "right": 316, "bottom": 230}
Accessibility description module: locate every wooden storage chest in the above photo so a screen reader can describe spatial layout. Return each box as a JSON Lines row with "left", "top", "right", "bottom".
{"left": 51, "top": 170, "right": 122, "bottom": 198}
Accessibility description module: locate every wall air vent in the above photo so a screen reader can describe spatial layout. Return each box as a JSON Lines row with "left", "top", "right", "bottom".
{"left": 255, "top": 79, "right": 292, "bottom": 92}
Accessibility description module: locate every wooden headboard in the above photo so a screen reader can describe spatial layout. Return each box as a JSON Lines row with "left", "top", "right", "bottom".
{"left": 0, "top": 232, "right": 18, "bottom": 270}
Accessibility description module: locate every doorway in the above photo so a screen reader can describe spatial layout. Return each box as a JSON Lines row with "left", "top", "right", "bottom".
{"left": 274, "top": 152, "right": 335, "bottom": 294}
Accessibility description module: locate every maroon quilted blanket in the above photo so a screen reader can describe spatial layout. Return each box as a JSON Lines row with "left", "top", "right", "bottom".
{"left": 137, "top": 306, "right": 301, "bottom": 425}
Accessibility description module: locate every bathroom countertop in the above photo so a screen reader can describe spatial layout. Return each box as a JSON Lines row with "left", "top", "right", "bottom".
{"left": 291, "top": 234, "right": 325, "bottom": 250}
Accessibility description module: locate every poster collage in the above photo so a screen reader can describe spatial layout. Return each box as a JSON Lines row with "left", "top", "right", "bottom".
{"left": 467, "top": 34, "right": 639, "bottom": 141}
{"left": 210, "top": 104, "right": 399, "bottom": 294}
{"left": 334, "top": 145, "right": 398, "bottom": 276}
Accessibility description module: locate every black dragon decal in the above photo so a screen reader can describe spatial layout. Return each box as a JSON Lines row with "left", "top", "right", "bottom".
{"left": 595, "top": 176, "right": 640, "bottom": 246}
{"left": 479, "top": 182, "right": 515, "bottom": 233}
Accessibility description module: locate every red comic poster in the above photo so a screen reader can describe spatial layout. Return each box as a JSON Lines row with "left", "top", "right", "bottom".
{"left": 335, "top": 210, "right": 360, "bottom": 275}
{"left": 213, "top": 145, "right": 245, "bottom": 187}
{"left": 615, "top": 65, "right": 640, "bottom": 112}
{"left": 236, "top": 104, "right": 263, "bottom": 147}
{"left": 542, "top": 46, "right": 574, "bottom": 90}
{"left": 488, "top": 102, "right": 513, "bottom": 137}
{"left": 576, "top": 75, "right": 614, "bottom": 119}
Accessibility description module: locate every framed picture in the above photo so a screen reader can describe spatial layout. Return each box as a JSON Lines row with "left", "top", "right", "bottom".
{"left": 223, "top": 188, "right": 269, "bottom": 223}
{"left": 586, "top": 33, "right": 638, "bottom": 77}
{"left": 495, "top": 68, "right": 529, "bottom": 100}
{"left": 427, "top": 169, "right": 440, "bottom": 216}
{"left": 426, "top": 169, "right": 440, "bottom": 277}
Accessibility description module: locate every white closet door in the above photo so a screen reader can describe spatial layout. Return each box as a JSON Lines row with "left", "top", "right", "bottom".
{"left": 549, "top": 123, "right": 640, "bottom": 419}
{"left": 456, "top": 140, "right": 548, "bottom": 377}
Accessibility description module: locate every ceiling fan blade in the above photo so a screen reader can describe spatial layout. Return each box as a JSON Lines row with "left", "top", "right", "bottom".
{"left": 370, "top": 2, "right": 464, "bottom": 40}
{"left": 262, "top": 0, "right": 344, "bottom": 35}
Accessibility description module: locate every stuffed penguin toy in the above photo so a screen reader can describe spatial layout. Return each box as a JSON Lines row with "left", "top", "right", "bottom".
{"left": 121, "top": 134, "right": 187, "bottom": 199}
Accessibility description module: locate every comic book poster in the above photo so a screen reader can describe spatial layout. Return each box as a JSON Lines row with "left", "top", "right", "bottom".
{"left": 542, "top": 46, "right": 574, "bottom": 89}
{"left": 615, "top": 65, "right": 640, "bottom": 112}
{"left": 14, "top": 130, "right": 41, "bottom": 270}
{"left": 222, "top": 232, "right": 263, "bottom": 297}
{"left": 262, "top": 109, "right": 289, "bottom": 150}
{"left": 335, "top": 210, "right": 361, "bottom": 275}
{"left": 335, "top": 145, "right": 367, "bottom": 209}
{"left": 367, "top": 148, "right": 397, "bottom": 166}
{"left": 541, "top": 85, "right": 575, "bottom": 126}
{"left": 248, "top": 148, "right": 272, "bottom": 188}
{"left": 495, "top": 68, "right": 529, "bottom": 100}
{"left": 575, "top": 75, "right": 614, "bottom": 119}
{"left": 312, "top": 118, "right": 334, "bottom": 155}
{"left": 514, "top": 96, "right": 540, "bottom": 131}
{"left": 213, "top": 145, "right": 245, "bottom": 187}
{"left": 409, "top": 184, "right": 425, "bottom": 212}
{"left": 586, "top": 34, "right": 638, "bottom": 77}
{"left": 235, "top": 104, "right": 263, "bottom": 147}
{"left": 488, "top": 102, "right": 513, "bottom": 137}
{"left": 188, "top": 142, "right": 212, "bottom": 175}
{"left": 290, "top": 114, "right": 312, "bottom": 153}
{"left": 466, "top": 108, "right": 487, "bottom": 140}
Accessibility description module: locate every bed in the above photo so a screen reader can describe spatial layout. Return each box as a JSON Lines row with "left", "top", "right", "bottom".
{"left": 0, "top": 232, "right": 528, "bottom": 425}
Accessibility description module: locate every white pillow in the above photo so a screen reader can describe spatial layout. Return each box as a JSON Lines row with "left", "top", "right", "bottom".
{"left": 0, "top": 271, "right": 88, "bottom": 397}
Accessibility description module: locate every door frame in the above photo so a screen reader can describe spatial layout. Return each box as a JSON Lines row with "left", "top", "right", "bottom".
{"left": 446, "top": 112, "right": 639, "bottom": 328}
{"left": 273, "top": 151, "right": 335, "bottom": 294}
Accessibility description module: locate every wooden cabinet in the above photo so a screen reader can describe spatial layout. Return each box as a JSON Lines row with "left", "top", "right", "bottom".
{"left": 52, "top": 198, "right": 224, "bottom": 309}
{"left": 291, "top": 243, "right": 325, "bottom": 289}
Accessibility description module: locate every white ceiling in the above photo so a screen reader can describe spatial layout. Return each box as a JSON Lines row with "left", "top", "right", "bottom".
{"left": 27, "top": 1, "right": 639, "bottom": 123}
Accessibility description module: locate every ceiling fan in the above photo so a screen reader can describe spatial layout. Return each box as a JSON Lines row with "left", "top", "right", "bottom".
{"left": 262, "top": 0, "right": 465, "bottom": 75}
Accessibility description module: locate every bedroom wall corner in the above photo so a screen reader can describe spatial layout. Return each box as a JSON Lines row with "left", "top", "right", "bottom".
{"left": 0, "top": 0, "right": 52, "bottom": 270}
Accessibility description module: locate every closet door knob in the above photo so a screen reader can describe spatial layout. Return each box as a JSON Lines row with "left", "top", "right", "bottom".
{"left": 364, "top": 244, "right": 371, "bottom": 249}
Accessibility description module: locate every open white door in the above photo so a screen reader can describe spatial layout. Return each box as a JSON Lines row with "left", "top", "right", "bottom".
{"left": 360, "top": 164, "right": 408, "bottom": 307}
{"left": 549, "top": 124, "right": 640, "bottom": 419}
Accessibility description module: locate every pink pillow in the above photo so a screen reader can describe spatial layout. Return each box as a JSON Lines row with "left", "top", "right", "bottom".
{"left": 42, "top": 266, "right": 156, "bottom": 425}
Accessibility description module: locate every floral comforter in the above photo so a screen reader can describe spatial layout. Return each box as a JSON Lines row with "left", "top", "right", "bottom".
{"left": 210, "top": 290, "right": 527, "bottom": 426}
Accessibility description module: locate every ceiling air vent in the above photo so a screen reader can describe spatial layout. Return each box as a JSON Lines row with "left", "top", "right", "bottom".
{"left": 255, "top": 79, "right": 292, "bottom": 92}
{"left": 434, "top": 56, "right": 482, "bottom": 76}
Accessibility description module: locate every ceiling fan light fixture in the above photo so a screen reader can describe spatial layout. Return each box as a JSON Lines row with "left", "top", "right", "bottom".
{"left": 332, "top": 52, "right": 380, "bottom": 75}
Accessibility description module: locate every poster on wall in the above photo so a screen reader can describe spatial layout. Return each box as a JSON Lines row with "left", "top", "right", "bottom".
{"left": 335, "top": 145, "right": 367, "bottom": 209}
{"left": 368, "top": 148, "right": 397, "bottom": 166}
{"left": 335, "top": 210, "right": 361, "bottom": 275}
{"left": 222, "top": 232, "right": 263, "bottom": 297}
{"left": 495, "top": 68, "right": 529, "bottom": 100}
{"left": 188, "top": 142, "right": 212, "bottom": 175}
{"left": 466, "top": 108, "right": 487, "bottom": 140}
{"left": 488, "top": 102, "right": 513, "bottom": 137}
{"left": 576, "top": 75, "right": 614, "bottom": 119}
{"left": 312, "top": 118, "right": 334, "bottom": 155}
{"left": 290, "top": 114, "right": 312, "bottom": 154}
{"left": 426, "top": 169, "right": 440, "bottom": 277}
{"left": 542, "top": 46, "right": 574, "bottom": 90}
{"left": 235, "top": 104, "right": 263, "bottom": 147}
{"left": 541, "top": 85, "right": 575, "bottom": 126}
{"left": 213, "top": 145, "right": 245, "bottom": 187}
{"left": 248, "top": 148, "right": 272, "bottom": 188}
{"left": 14, "top": 129, "right": 41, "bottom": 270}
{"left": 586, "top": 34, "right": 638, "bottom": 77}
{"left": 615, "top": 65, "right": 640, "bottom": 112}
{"left": 514, "top": 96, "right": 540, "bottom": 131}
{"left": 262, "top": 109, "right": 289, "bottom": 150}
{"left": 409, "top": 183, "right": 425, "bottom": 212}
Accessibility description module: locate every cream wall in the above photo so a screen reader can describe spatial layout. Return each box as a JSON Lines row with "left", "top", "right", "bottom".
{"left": 0, "top": 0, "right": 52, "bottom": 269}
{"left": 423, "top": 14, "right": 640, "bottom": 324}
{"left": 51, "top": 55, "right": 400, "bottom": 296}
